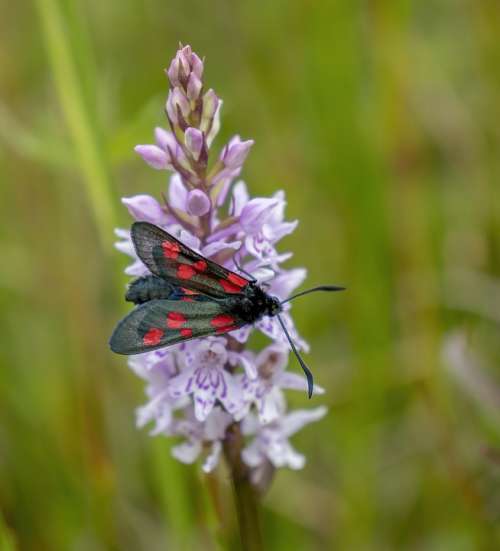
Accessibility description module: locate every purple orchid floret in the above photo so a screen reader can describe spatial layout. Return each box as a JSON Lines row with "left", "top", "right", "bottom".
{"left": 170, "top": 405, "right": 232, "bottom": 473}
{"left": 169, "top": 337, "right": 243, "bottom": 421}
{"left": 236, "top": 343, "right": 324, "bottom": 424}
{"left": 241, "top": 405, "right": 327, "bottom": 478}
{"left": 116, "top": 45, "right": 327, "bottom": 486}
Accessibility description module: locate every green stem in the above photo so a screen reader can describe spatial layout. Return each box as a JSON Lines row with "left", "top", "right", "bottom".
{"left": 224, "top": 423, "right": 264, "bottom": 551}
{"left": 35, "top": 0, "right": 117, "bottom": 247}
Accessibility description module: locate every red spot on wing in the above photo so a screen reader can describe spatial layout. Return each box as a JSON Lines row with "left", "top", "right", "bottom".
{"left": 219, "top": 278, "right": 241, "bottom": 293}
{"left": 193, "top": 260, "right": 207, "bottom": 272}
{"left": 211, "top": 314, "right": 235, "bottom": 328}
{"left": 181, "top": 297, "right": 194, "bottom": 302}
{"left": 219, "top": 272, "right": 249, "bottom": 294}
{"left": 216, "top": 325, "right": 238, "bottom": 334}
{"left": 143, "top": 327, "right": 164, "bottom": 346}
{"left": 180, "top": 328, "right": 193, "bottom": 337}
{"left": 162, "top": 240, "right": 181, "bottom": 259}
{"left": 177, "top": 264, "right": 196, "bottom": 279}
{"left": 228, "top": 273, "right": 248, "bottom": 287}
{"left": 166, "top": 311, "right": 187, "bottom": 329}
{"left": 177, "top": 260, "right": 209, "bottom": 280}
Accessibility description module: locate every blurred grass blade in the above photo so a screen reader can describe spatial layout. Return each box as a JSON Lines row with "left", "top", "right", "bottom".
{"left": 0, "top": 513, "right": 17, "bottom": 551}
{"left": 0, "top": 102, "right": 73, "bottom": 167}
{"left": 35, "top": 0, "right": 116, "bottom": 247}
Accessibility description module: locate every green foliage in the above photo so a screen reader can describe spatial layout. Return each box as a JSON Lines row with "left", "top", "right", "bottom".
{"left": 1, "top": 0, "right": 500, "bottom": 548}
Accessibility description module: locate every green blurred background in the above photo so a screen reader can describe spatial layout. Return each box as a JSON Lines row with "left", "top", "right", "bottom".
{"left": 2, "top": 0, "right": 500, "bottom": 549}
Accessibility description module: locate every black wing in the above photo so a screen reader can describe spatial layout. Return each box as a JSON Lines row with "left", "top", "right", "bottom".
{"left": 109, "top": 298, "right": 245, "bottom": 355}
{"left": 131, "top": 222, "right": 250, "bottom": 298}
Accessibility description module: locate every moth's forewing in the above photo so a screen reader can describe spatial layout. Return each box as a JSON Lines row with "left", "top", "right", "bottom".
{"left": 131, "top": 222, "right": 251, "bottom": 298}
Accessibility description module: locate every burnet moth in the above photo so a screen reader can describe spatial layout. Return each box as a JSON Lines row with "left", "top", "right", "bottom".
{"left": 110, "top": 222, "right": 344, "bottom": 397}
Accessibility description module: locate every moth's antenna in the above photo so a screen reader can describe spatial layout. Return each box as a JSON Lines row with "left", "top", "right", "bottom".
{"left": 281, "top": 285, "right": 345, "bottom": 305}
{"left": 233, "top": 259, "right": 256, "bottom": 283}
{"left": 277, "top": 314, "right": 314, "bottom": 399}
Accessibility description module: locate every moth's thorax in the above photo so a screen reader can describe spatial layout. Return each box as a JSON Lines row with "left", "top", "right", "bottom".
{"left": 229, "top": 283, "right": 282, "bottom": 323}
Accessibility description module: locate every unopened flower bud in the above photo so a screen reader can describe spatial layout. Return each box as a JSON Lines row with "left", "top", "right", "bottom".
{"left": 184, "top": 127, "right": 204, "bottom": 160}
{"left": 134, "top": 144, "right": 170, "bottom": 170}
{"left": 167, "top": 46, "right": 204, "bottom": 90}
{"left": 155, "top": 127, "right": 177, "bottom": 153}
{"left": 220, "top": 136, "right": 254, "bottom": 170}
{"left": 187, "top": 73, "right": 202, "bottom": 101}
{"left": 166, "top": 87, "right": 190, "bottom": 126}
{"left": 187, "top": 189, "right": 211, "bottom": 216}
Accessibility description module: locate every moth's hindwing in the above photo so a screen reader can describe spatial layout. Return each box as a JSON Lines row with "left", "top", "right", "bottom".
{"left": 126, "top": 275, "right": 211, "bottom": 304}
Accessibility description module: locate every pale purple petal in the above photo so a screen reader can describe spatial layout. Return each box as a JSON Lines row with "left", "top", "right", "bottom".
{"left": 251, "top": 267, "right": 276, "bottom": 282}
{"left": 178, "top": 229, "right": 200, "bottom": 251}
{"left": 240, "top": 412, "right": 260, "bottom": 436}
{"left": 263, "top": 220, "right": 299, "bottom": 242}
{"left": 206, "top": 99, "right": 222, "bottom": 146}
{"left": 256, "top": 343, "right": 289, "bottom": 375}
{"left": 269, "top": 268, "right": 307, "bottom": 300}
{"left": 235, "top": 353, "right": 258, "bottom": 380}
{"left": 205, "top": 222, "right": 241, "bottom": 244}
{"left": 155, "top": 127, "right": 177, "bottom": 152}
{"left": 114, "top": 229, "right": 134, "bottom": 256}
{"left": 217, "top": 371, "right": 245, "bottom": 418}
{"left": 270, "top": 442, "right": 305, "bottom": 470}
{"left": 194, "top": 389, "right": 216, "bottom": 421}
{"left": 202, "top": 239, "right": 241, "bottom": 258}
{"left": 230, "top": 325, "right": 252, "bottom": 343}
{"left": 204, "top": 407, "right": 233, "bottom": 440}
{"left": 230, "top": 180, "right": 249, "bottom": 216}
{"left": 168, "top": 173, "right": 188, "bottom": 210}
{"left": 201, "top": 90, "right": 221, "bottom": 145}
{"left": 185, "top": 127, "right": 204, "bottom": 160}
{"left": 214, "top": 179, "right": 232, "bottom": 207}
{"left": 172, "top": 441, "right": 202, "bottom": 464}
{"left": 201, "top": 89, "right": 219, "bottom": 122}
{"left": 165, "top": 90, "right": 181, "bottom": 124}
{"left": 135, "top": 144, "right": 170, "bottom": 169}
{"left": 170, "top": 87, "right": 190, "bottom": 118}
{"left": 240, "top": 198, "right": 280, "bottom": 233}
{"left": 202, "top": 441, "right": 222, "bottom": 473}
{"left": 241, "top": 440, "right": 262, "bottom": 467}
{"left": 147, "top": 404, "right": 172, "bottom": 435}
{"left": 125, "top": 259, "right": 149, "bottom": 277}
{"left": 169, "top": 366, "right": 196, "bottom": 399}
{"left": 186, "top": 73, "right": 202, "bottom": 101}
{"left": 191, "top": 53, "right": 204, "bottom": 79}
{"left": 121, "top": 195, "right": 167, "bottom": 224}
{"left": 258, "top": 387, "right": 286, "bottom": 425}
{"left": 187, "top": 189, "right": 211, "bottom": 216}
{"left": 277, "top": 372, "right": 325, "bottom": 395}
{"left": 282, "top": 406, "right": 328, "bottom": 437}
{"left": 221, "top": 136, "right": 254, "bottom": 169}
{"left": 256, "top": 311, "right": 309, "bottom": 352}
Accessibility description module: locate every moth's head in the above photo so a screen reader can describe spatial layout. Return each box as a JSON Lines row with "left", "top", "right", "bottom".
{"left": 266, "top": 295, "right": 282, "bottom": 317}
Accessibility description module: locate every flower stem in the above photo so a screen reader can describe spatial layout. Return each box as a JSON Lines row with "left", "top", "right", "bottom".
{"left": 224, "top": 423, "right": 264, "bottom": 551}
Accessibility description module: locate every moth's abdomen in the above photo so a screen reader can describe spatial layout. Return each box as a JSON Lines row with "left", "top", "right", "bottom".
{"left": 126, "top": 275, "right": 175, "bottom": 304}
